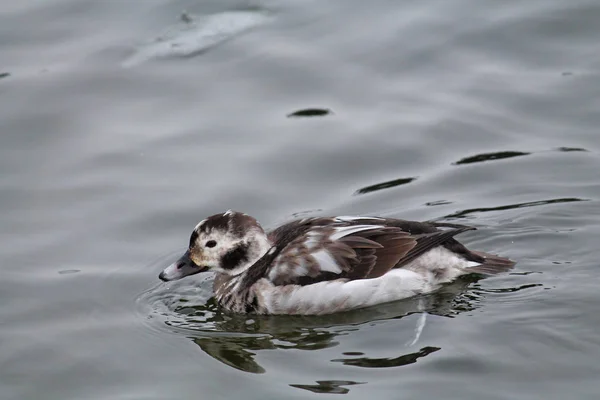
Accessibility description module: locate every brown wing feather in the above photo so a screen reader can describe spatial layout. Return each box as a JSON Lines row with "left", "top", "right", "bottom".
{"left": 268, "top": 225, "right": 417, "bottom": 286}
{"left": 249, "top": 216, "right": 507, "bottom": 291}
{"left": 396, "top": 226, "right": 476, "bottom": 267}
{"left": 339, "top": 230, "right": 415, "bottom": 279}
{"left": 466, "top": 250, "right": 516, "bottom": 274}
{"left": 365, "top": 234, "right": 417, "bottom": 278}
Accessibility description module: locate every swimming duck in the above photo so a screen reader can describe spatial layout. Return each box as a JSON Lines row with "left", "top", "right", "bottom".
{"left": 159, "top": 210, "right": 514, "bottom": 315}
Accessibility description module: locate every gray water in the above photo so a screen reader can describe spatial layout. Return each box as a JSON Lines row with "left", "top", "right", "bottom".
{"left": 2, "top": 0, "right": 600, "bottom": 399}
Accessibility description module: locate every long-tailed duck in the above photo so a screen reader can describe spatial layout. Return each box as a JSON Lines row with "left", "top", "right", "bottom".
{"left": 159, "top": 211, "right": 514, "bottom": 315}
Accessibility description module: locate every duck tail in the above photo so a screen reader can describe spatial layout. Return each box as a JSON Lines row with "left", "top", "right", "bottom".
{"left": 466, "top": 250, "right": 516, "bottom": 275}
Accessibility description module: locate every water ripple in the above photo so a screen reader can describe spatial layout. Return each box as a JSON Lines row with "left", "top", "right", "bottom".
{"left": 290, "top": 380, "right": 365, "bottom": 394}
{"left": 331, "top": 345, "right": 441, "bottom": 368}
{"left": 135, "top": 272, "right": 528, "bottom": 375}
{"left": 453, "top": 151, "right": 531, "bottom": 165}
{"left": 354, "top": 177, "right": 418, "bottom": 195}
{"left": 442, "top": 197, "right": 588, "bottom": 220}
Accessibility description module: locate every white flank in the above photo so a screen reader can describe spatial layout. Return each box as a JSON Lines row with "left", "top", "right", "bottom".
{"left": 259, "top": 269, "right": 429, "bottom": 315}
{"left": 330, "top": 225, "right": 381, "bottom": 240}
{"left": 311, "top": 249, "right": 342, "bottom": 274}
{"left": 256, "top": 245, "right": 488, "bottom": 315}
{"left": 403, "top": 246, "right": 479, "bottom": 282}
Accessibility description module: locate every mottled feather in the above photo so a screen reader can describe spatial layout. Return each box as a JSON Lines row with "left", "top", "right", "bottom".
{"left": 266, "top": 220, "right": 419, "bottom": 286}
{"left": 162, "top": 211, "right": 516, "bottom": 315}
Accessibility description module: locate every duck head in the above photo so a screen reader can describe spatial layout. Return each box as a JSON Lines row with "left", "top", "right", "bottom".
{"left": 159, "top": 210, "right": 271, "bottom": 281}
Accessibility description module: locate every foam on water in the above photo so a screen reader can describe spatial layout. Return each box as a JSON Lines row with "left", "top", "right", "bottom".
{"left": 123, "top": 10, "right": 272, "bottom": 67}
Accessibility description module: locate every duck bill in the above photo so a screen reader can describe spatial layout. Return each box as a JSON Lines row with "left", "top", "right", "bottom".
{"left": 159, "top": 250, "right": 209, "bottom": 282}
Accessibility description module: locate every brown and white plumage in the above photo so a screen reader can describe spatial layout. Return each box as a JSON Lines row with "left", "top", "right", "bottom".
{"left": 159, "top": 211, "right": 515, "bottom": 315}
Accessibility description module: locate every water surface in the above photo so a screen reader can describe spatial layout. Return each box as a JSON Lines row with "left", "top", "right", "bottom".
{"left": 2, "top": 0, "right": 600, "bottom": 399}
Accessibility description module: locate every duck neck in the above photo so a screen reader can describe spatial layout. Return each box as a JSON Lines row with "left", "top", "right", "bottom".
{"left": 231, "top": 233, "right": 273, "bottom": 277}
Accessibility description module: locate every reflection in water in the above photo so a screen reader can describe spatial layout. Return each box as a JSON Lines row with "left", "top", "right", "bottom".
{"left": 556, "top": 147, "right": 588, "bottom": 152}
{"left": 477, "top": 283, "right": 543, "bottom": 293}
{"left": 354, "top": 177, "right": 417, "bottom": 195}
{"left": 140, "top": 278, "right": 479, "bottom": 373}
{"left": 287, "top": 108, "right": 332, "bottom": 117}
{"left": 442, "top": 198, "right": 587, "bottom": 220}
{"left": 138, "top": 273, "right": 544, "bottom": 393}
{"left": 332, "top": 346, "right": 441, "bottom": 368}
{"left": 57, "top": 269, "right": 80, "bottom": 275}
{"left": 290, "top": 380, "right": 365, "bottom": 394}
{"left": 453, "top": 151, "right": 530, "bottom": 165}
{"left": 425, "top": 200, "right": 452, "bottom": 207}
{"left": 192, "top": 335, "right": 271, "bottom": 374}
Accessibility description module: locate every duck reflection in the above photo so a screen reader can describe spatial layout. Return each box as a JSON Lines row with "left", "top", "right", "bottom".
{"left": 332, "top": 345, "right": 441, "bottom": 368}
{"left": 289, "top": 380, "right": 365, "bottom": 394}
{"left": 173, "top": 276, "right": 482, "bottom": 375}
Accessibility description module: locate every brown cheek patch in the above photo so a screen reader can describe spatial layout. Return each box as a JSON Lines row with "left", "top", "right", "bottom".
{"left": 220, "top": 242, "right": 250, "bottom": 270}
{"left": 190, "top": 248, "right": 204, "bottom": 266}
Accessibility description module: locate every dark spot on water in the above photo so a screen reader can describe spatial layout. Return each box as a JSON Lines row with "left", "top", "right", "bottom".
{"left": 453, "top": 151, "right": 530, "bottom": 165}
{"left": 354, "top": 176, "right": 417, "bottom": 195}
{"left": 58, "top": 269, "right": 80, "bottom": 275}
{"left": 180, "top": 11, "right": 193, "bottom": 24}
{"left": 479, "top": 283, "right": 543, "bottom": 293}
{"left": 332, "top": 346, "right": 441, "bottom": 368}
{"left": 342, "top": 351, "right": 364, "bottom": 356}
{"left": 510, "top": 271, "right": 542, "bottom": 276}
{"left": 556, "top": 146, "right": 588, "bottom": 152}
{"left": 552, "top": 260, "right": 571, "bottom": 265}
{"left": 562, "top": 71, "right": 574, "bottom": 76}
{"left": 290, "top": 380, "right": 365, "bottom": 394}
{"left": 0, "top": 72, "right": 10, "bottom": 80}
{"left": 287, "top": 108, "right": 332, "bottom": 118}
{"left": 425, "top": 200, "right": 452, "bottom": 206}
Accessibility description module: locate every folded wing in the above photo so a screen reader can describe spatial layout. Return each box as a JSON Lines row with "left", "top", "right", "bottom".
{"left": 267, "top": 222, "right": 417, "bottom": 286}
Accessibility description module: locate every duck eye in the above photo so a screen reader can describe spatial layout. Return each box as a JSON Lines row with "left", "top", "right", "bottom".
{"left": 205, "top": 240, "right": 217, "bottom": 248}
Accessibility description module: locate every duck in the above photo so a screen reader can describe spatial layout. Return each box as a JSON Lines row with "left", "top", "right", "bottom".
{"left": 158, "top": 210, "right": 514, "bottom": 315}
